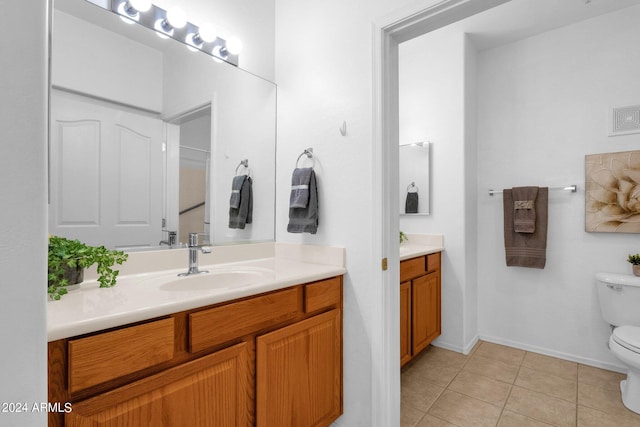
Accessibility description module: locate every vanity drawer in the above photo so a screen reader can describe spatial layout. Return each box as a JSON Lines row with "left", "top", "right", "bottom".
{"left": 400, "top": 256, "right": 426, "bottom": 282}
{"left": 68, "top": 318, "right": 175, "bottom": 394}
{"left": 189, "top": 287, "right": 300, "bottom": 353}
{"left": 427, "top": 252, "right": 441, "bottom": 272}
{"left": 304, "top": 276, "right": 342, "bottom": 313}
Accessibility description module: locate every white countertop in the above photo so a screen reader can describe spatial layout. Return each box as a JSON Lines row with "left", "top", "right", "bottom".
{"left": 399, "top": 234, "right": 444, "bottom": 261}
{"left": 399, "top": 245, "right": 444, "bottom": 261}
{"left": 48, "top": 244, "right": 346, "bottom": 341}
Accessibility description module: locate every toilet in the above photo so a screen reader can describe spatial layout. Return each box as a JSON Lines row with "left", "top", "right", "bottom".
{"left": 596, "top": 272, "right": 640, "bottom": 414}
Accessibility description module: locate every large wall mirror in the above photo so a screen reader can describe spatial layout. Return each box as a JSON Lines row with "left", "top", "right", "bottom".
{"left": 49, "top": 0, "right": 277, "bottom": 250}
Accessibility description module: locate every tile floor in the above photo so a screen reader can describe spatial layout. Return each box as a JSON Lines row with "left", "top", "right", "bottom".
{"left": 401, "top": 341, "right": 640, "bottom": 426}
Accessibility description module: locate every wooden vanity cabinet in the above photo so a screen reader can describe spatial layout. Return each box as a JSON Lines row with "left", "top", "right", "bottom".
{"left": 48, "top": 276, "right": 343, "bottom": 427}
{"left": 256, "top": 309, "right": 342, "bottom": 427}
{"left": 399, "top": 281, "right": 412, "bottom": 366}
{"left": 66, "top": 343, "right": 250, "bottom": 426}
{"left": 400, "top": 253, "right": 441, "bottom": 367}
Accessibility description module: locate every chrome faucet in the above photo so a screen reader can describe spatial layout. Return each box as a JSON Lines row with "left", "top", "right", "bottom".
{"left": 159, "top": 231, "right": 177, "bottom": 248}
{"left": 178, "top": 233, "right": 211, "bottom": 276}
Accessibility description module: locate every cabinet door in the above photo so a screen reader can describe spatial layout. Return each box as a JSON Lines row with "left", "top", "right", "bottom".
{"left": 412, "top": 271, "right": 441, "bottom": 355}
{"left": 256, "top": 309, "right": 342, "bottom": 427}
{"left": 66, "top": 342, "right": 250, "bottom": 427}
{"left": 400, "top": 281, "right": 412, "bottom": 367}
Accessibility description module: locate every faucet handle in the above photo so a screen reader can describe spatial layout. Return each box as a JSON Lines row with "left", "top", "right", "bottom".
{"left": 168, "top": 231, "right": 177, "bottom": 246}
{"left": 201, "top": 246, "right": 212, "bottom": 254}
{"left": 188, "top": 232, "right": 199, "bottom": 247}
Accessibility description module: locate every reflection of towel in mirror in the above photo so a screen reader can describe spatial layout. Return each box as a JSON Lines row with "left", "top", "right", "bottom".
{"left": 503, "top": 187, "right": 548, "bottom": 269}
{"left": 229, "top": 176, "right": 253, "bottom": 229}
{"left": 229, "top": 175, "right": 246, "bottom": 209}
{"left": 288, "top": 169, "right": 318, "bottom": 234}
{"left": 512, "top": 186, "right": 538, "bottom": 233}
{"left": 405, "top": 192, "right": 419, "bottom": 213}
{"left": 289, "top": 167, "right": 313, "bottom": 208}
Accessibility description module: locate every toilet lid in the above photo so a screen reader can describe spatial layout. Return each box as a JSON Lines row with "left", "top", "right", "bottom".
{"left": 612, "top": 325, "right": 640, "bottom": 354}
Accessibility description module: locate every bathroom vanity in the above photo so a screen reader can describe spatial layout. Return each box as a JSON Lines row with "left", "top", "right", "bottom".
{"left": 47, "top": 244, "right": 345, "bottom": 427}
{"left": 399, "top": 236, "right": 443, "bottom": 367}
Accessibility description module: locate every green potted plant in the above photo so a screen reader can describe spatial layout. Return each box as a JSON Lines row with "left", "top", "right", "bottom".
{"left": 627, "top": 253, "right": 640, "bottom": 277}
{"left": 400, "top": 231, "right": 408, "bottom": 244}
{"left": 48, "top": 235, "right": 128, "bottom": 300}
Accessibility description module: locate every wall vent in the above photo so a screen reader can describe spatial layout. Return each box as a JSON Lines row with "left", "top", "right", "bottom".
{"left": 610, "top": 105, "right": 640, "bottom": 136}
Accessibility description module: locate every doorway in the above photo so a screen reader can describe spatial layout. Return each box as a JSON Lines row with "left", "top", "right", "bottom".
{"left": 176, "top": 108, "right": 212, "bottom": 245}
{"left": 371, "top": 1, "right": 510, "bottom": 425}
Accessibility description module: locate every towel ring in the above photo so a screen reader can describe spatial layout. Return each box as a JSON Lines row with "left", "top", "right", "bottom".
{"left": 296, "top": 148, "right": 315, "bottom": 169}
{"left": 407, "top": 182, "right": 419, "bottom": 193}
{"left": 235, "top": 159, "right": 250, "bottom": 176}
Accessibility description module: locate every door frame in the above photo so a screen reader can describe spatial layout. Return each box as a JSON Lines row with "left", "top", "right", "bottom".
{"left": 370, "top": 1, "right": 510, "bottom": 425}
{"left": 163, "top": 98, "right": 216, "bottom": 243}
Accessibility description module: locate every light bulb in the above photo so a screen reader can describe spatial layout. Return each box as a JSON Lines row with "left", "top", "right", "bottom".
{"left": 118, "top": 1, "right": 142, "bottom": 21}
{"left": 166, "top": 7, "right": 187, "bottom": 29}
{"left": 198, "top": 23, "right": 217, "bottom": 43}
{"left": 128, "top": 0, "right": 151, "bottom": 12}
{"left": 225, "top": 37, "right": 243, "bottom": 55}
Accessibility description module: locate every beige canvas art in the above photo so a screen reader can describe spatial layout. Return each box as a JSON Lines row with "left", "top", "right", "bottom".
{"left": 585, "top": 150, "right": 640, "bottom": 233}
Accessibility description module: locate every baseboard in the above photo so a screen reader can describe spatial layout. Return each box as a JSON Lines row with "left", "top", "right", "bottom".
{"left": 463, "top": 334, "right": 480, "bottom": 355}
{"left": 479, "top": 333, "right": 626, "bottom": 374}
{"left": 432, "top": 334, "right": 479, "bottom": 355}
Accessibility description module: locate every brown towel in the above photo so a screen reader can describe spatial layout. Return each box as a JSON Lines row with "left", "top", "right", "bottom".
{"left": 503, "top": 187, "right": 548, "bottom": 269}
{"left": 512, "top": 187, "right": 538, "bottom": 233}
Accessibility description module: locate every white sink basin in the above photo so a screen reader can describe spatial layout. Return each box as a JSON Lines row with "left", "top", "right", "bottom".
{"left": 140, "top": 266, "right": 274, "bottom": 292}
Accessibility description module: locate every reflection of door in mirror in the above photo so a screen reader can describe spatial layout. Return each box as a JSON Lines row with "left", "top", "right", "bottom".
{"left": 177, "top": 109, "right": 211, "bottom": 245}
{"left": 49, "top": 90, "right": 163, "bottom": 249}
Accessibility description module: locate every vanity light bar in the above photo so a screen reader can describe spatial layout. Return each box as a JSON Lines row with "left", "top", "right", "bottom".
{"left": 110, "top": 0, "right": 239, "bottom": 66}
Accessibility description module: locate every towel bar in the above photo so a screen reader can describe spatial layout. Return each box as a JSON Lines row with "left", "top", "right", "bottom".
{"left": 488, "top": 185, "right": 577, "bottom": 196}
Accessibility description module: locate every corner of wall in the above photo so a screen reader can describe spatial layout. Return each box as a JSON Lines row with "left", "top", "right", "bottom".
{"left": 463, "top": 33, "right": 479, "bottom": 346}
{"left": 0, "top": 1, "right": 48, "bottom": 424}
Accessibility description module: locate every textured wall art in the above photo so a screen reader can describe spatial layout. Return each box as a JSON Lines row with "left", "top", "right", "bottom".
{"left": 585, "top": 150, "right": 640, "bottom": 233}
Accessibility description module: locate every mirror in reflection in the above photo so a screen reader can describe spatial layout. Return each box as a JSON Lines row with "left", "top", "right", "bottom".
{"left": 49, "top": 0, "right": 276, "bottom": 250}
{"left": 399, "top": 142, "right": 430, "bottom": 215}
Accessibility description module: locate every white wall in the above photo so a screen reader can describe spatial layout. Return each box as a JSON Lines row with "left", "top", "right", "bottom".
{"left": 477, "top": 6, "right": 640, "bottom": 369}
{"left": 274, "top": 0, "right": 469, "bottom": 425}
{"left": 0, "top": 0, "right": 48, "bottom": 425}
{"left": 463, "top": 35, "right": 479, "bottom": 351}
{"left": 398, "top": 32, "right": 478, "bottom": 353}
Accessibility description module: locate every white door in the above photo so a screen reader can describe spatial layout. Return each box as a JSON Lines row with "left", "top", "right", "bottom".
{"left": 49, "top": 90, "right": 164, "bottom": 249}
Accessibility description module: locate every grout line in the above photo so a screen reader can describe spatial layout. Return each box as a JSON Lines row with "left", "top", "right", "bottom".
{"left": 575, "top": 367, "right": 579, "bottom": 427}
{"left": 493, "top": 350, "right": 526, "bottom": 426}
{"left": 494, "top": 384, "right": 513, "bottom": 427}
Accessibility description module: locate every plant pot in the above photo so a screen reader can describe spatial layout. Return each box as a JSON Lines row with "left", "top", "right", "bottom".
{"left": 64, "top": 265, "right": 84, "bottom": 285}
{"left": 633, "top": 265, "right": 640, "bottom": 277}
{"left": 48, "top": 265, "right": 84, "bottom": 287}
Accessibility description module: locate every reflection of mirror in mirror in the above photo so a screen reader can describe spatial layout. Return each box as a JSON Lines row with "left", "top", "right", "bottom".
{"left": 49, "top": 0, "right": 276, "bottom": 250}
{"left": 399, "top": 142, "right": 430, "bottom": 215}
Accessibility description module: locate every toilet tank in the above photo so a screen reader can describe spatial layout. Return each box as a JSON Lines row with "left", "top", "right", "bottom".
{"left": 596, "top": 272, "right": 640, "bottom": 327}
